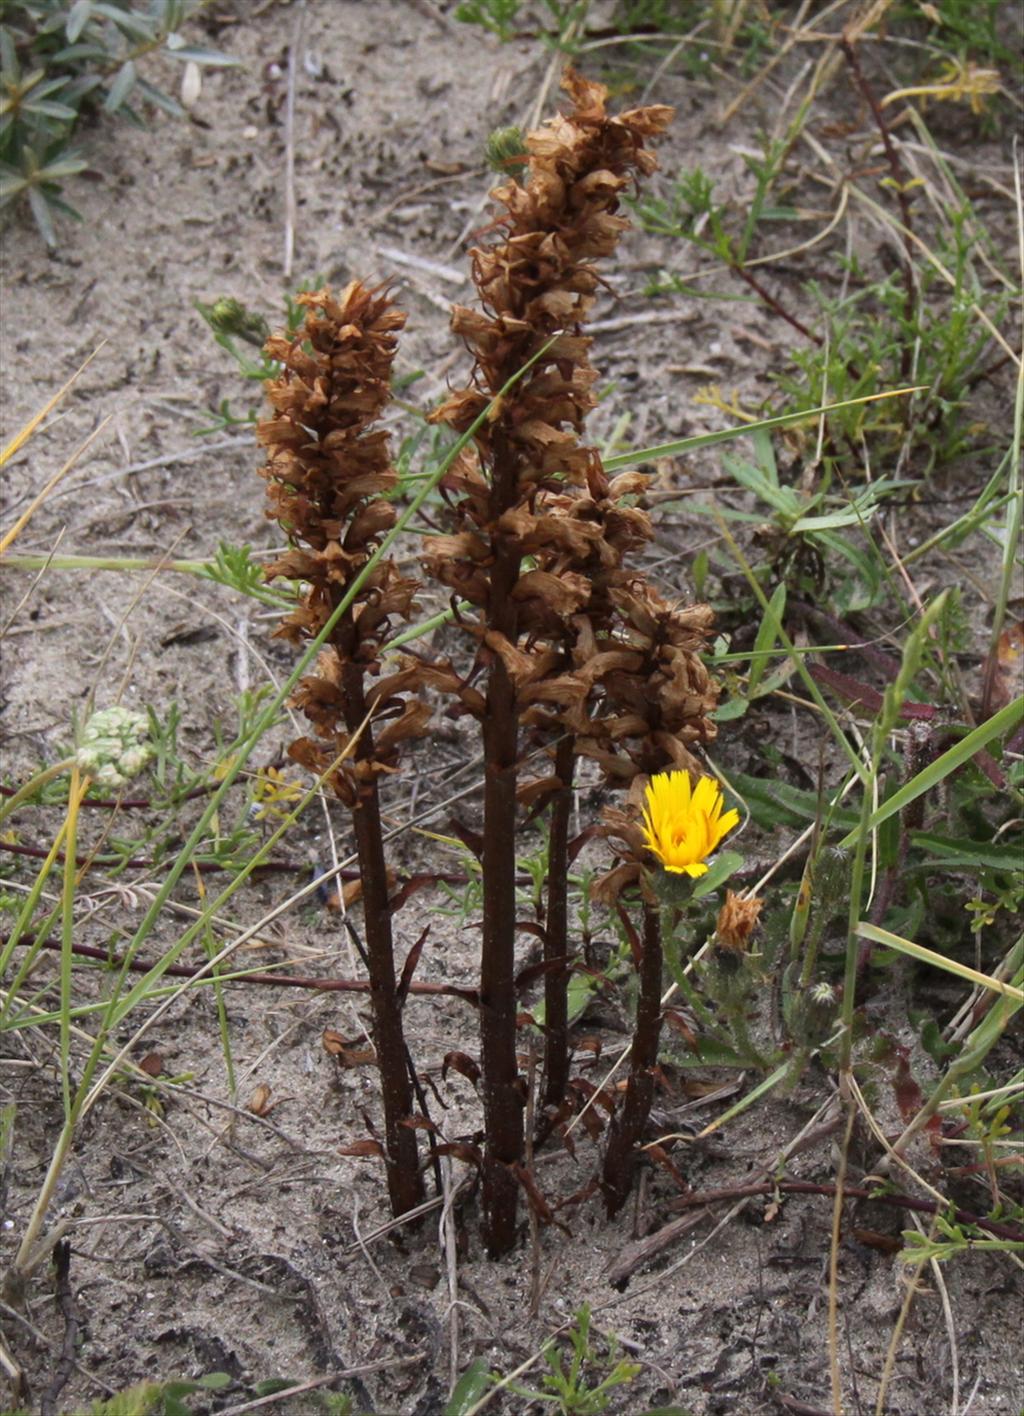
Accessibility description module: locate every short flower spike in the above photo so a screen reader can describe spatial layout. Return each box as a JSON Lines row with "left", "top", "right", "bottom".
{"left": 640, "top": 771, "right": 739, "bottom": 877}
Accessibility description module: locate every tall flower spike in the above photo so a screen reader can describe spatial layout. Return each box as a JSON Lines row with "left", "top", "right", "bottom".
{"left": 256, "top": 280, "right": 427, "bottom": 1221}
{"left": 640, "top": 771, "right": 740, "bottom": 877}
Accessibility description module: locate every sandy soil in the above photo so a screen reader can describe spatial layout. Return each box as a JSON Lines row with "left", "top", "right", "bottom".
{"left": 2, "top": 2, "right": 1022, "bottom": 1413}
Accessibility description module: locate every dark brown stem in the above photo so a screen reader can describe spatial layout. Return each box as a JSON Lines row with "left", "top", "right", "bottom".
{"left": 840, "top": 35, "right": 916, "bottom": 382}
{"left": 478, "top": 428, "right": 527, "bottom": 1255}
{"left": 6, "top": 932, "right": 478, "bottom": 1002}
{"left": 39, "top": 1241, "right": 76, "bottom": 1416}
{"left": 668, "top": 1179, "right": 1024, "bottom": 1242}
{"left": 539, "top": 735, "right": 575, "bottom": 1126}
{"left": 0, "top": 840, "right": 522, "bottom": 891}
{"left": 609, "top": 1178, "right": 1024, "bottom": 1285}
{"left": 602, "top": 897, "right": 663, "bottom": 1215}
{"left": 732, "top": 263, "right": 822, "bottom": 346}
{"left": 0, "top": 839, "right": 302, "bottom": 874}
{"left": 340, "top": 661, "right": 424, "bottom": 1220}
{"left": 0, "top": 782, "right": 217, "bottom": 810}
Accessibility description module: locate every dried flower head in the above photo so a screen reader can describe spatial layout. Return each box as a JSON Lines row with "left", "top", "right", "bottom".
{"left": 640, "top": 771, "right": 739, "bottom": 877}
{"left": 715, "top": 889, "right": 763, "bottom": 952}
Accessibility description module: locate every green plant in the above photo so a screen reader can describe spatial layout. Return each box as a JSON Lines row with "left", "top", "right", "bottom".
{"left": 508, "top": 1304, "right": 641, "bottom": 1414}
{"left": 454, "top": 0, "right": 588, "bottom": 50}
{"left": 0, "top": 0, "right": 237, "bottom": 244}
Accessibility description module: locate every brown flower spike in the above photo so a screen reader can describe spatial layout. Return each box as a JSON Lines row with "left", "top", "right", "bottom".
{"left": 257, "top": 281, "right": 427, "bottom": 1220}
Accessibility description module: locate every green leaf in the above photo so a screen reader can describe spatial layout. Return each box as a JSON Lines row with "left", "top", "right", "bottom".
{"left": 908, "top": 832, "right": 1024, "bottom": 873}
{"left": 748, "top": 582, "right": 785, "bottom": 697}
{"left": 729, "top": 772, "right": 858, "bottom": 832}
{"left": 603, "top": 387, "right": 923, "bottom": 471}
{"left": 251, "top": 1378, "right": 297, "bottom": 1397}
{"left": 197, "top": 1372, "right": 232, "bottom": 1390}
{"left": 134, "top": 75, "right": 184, "bottom": 118}
{"left": 104, "top": 60, "right": 137, "bottom": 112}
{"left": 693, "top": 850, "right": 744, "bottom": 899}
{"left": 27, "top": 185, "right": 56, "bottom": 246}
{"left": 444, "top": 1359, "right": 492, "bottom": 1415}
{"left": 66, "top": 0, "right": 94, "bottom": 42}
{"left": 712, "top": 694, "right": 748, "bottom": 722}
{"left": 25, "top": 99, "right": 78, "bottom": 121}
{"left": 93, "top": 2, "right": 155, "bottom": 40}
{"left": 38, "top": 152, "right": 88, "bottom": 179}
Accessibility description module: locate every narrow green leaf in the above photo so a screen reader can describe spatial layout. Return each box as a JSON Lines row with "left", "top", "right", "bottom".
{"left": 104, "top": 59, "right": 137, "bottom": 112}
{"left": 38, "top": 153, "right": 88, "bottom": 180}
{"left": 908, "top": 832, "right": 1024, "bottom": 873}
{"left": 603, "top": 386, "right": 925, "bottom": 470}
{"left": 748, "top": 582, "right": 786, "bottom": 697}
{"left": 24, "top": 99, "right": 78, "bottom": 120}
{"left": 27, "top": 185, "right": 56, "bottom": 246}
{"left": 445, "top": 1359, "right": 492, "bottom": 1415}
{"left": 135, "top": 75, "right": 184, "bottom": 118}
{"left": 93, "top": 2, "right": 155, "bottom": 40}
{"left": 855, "top": 923, "right": 1024, "bottom": 1000}
{"left": 66, "top": 0, "right": 94, "bottom": 42}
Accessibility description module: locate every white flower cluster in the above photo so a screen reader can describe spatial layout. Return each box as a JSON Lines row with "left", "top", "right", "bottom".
{"left": 75, "top": 706, "right": 152, "bottom": 789}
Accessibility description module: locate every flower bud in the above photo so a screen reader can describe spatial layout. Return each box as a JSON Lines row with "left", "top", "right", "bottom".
{"left": 76, "top": 707, "right": 152, "bottom": 789}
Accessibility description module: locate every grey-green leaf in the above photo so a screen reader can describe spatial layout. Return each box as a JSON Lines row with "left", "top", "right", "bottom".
{"left": 104, "top": 59, "right": 137, "bottom": 112}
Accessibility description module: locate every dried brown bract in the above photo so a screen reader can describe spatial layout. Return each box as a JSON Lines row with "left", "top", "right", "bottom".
{"left": 257, "top": 281, "right": 429, "bottom": 803}
{"left": 715, "top": 889, "right": 764, "bottom": 953}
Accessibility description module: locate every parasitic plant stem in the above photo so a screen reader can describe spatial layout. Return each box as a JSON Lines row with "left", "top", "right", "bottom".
{"left": 540, "top": 734, "right": 575, "bottom": 1123}
{"left": 478, "top": 436, "right": 528, "bottom": 1251}
{"left": 601, "top": 897, "right": 663, "bottom": 1215}
{"left": 341, "top": 659, "right": 425, "bottom": 1218}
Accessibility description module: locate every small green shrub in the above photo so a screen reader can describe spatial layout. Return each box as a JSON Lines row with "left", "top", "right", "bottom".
{"left": 0, "top": 0, "right": 237, "bottom": 245}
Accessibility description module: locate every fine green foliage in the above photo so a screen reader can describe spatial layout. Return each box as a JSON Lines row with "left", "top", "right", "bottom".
{"left": 508, "top": 1304, "right": 641, "bottom": 1414}
{"left": 0, "top": 0, "right": 237, "bottom": 245}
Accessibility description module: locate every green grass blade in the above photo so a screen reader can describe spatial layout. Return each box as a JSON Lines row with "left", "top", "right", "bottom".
{"left": 603, "top": 386, "right": 924, "bottom": 471}
{"left": 838, "top": 695, "right": 1024, "bottom": 847}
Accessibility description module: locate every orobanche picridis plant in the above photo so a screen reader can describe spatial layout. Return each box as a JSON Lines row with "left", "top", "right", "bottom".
{"left": 256, "top": 280, "right": 431, "bottom": 1220}
{"left": 257, "top": 70, "right": 733, "bottom": 1255}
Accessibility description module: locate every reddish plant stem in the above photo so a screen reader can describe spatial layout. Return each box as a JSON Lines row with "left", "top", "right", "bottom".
{"left": 539, "top": 735, "right": 575, "bottom": 1126}
{"left": 478, "top": 425, "right": 527, "bottom": 1255}
{"left": 339, "top": 659, "right": 424, "bottom": 1218}
{"left": 0, "top": 840, "right": 301, "bottom": 873}
{"left": 733, "top": 263, "right": 822, "bottom": 347}
{"left": 840, "top": 36, "right": 917, "bottom": 382}
{"left": 0, "top": 782, "right": 217, "bottom": 810}
{"left": 0, "top": 840, "right": 525, "bottom": 889}
{"left": 8, "top": 933, "right": 478, "bottom": 1001}
{"left": 667, "top": 1179, "right": 1024, "bottom": 1243}
{"left": 602, "top": 897, "right": 663, "bottom": 1215}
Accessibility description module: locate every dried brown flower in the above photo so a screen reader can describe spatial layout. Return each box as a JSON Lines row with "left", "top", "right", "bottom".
{"left": 715, "top": 890, "right": 764, "bottom": 952}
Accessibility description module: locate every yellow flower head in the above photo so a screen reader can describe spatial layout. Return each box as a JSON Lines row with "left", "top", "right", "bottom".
{"left": 640, "top": 771, "right": 739, "bottom": 878}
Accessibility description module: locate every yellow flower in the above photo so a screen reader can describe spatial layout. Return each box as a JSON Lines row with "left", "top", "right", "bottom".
{"left": 640, "top": 771, "right": 739, "bottom": 877}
